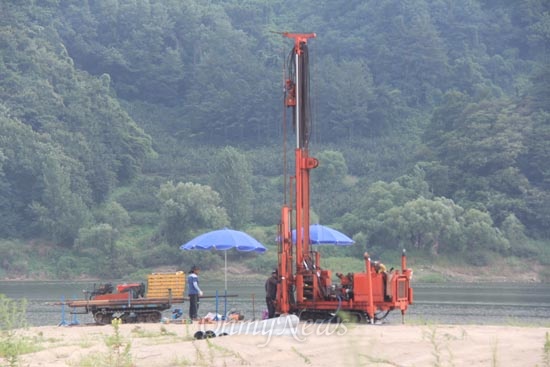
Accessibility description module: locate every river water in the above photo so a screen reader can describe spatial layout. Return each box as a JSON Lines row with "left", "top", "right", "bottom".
{"left": 1, "top": 280, "right": 549, "bottom": 327}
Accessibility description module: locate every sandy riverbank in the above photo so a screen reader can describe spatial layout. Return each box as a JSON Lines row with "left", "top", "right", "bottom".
{"left": 6, "top": 320, "right": 550, "bottom": 367}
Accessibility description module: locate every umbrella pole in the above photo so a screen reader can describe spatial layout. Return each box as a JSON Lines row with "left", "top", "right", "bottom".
{"left": 252, "top": 293, "right": 255, "bottom": 320}
{"left": 215, "top": 289, "right": 219, "bottom": 320}
{"left": 224, "top": 251, "right": 227, "bottom": 291}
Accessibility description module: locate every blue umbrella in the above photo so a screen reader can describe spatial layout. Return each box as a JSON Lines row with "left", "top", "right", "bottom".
{"left": 180, "top": 228, "right": 267, "bottom": 290}
{"left": 292, "top": 224, "right": 355, "bottom": 246}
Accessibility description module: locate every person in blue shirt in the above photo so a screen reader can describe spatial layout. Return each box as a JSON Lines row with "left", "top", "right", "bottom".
{"left": 187, "top": 265, "right": 203, "bottom": 320}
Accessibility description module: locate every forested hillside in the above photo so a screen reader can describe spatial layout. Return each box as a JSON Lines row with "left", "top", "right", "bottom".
{"left": 1, "top": 0, "right": 549, "bottom": 280}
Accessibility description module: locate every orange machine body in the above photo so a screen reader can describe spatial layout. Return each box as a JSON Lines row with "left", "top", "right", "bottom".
{"left": 275, "top": 32, "right": 413, "bottom": 323}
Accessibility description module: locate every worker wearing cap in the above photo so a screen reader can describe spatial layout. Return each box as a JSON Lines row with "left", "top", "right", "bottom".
{"left": 373, "top": 261, "right": 386, "bottom": 274}
{"left": 373, "top": 261, "right": 393, "bottom": 300}
{"left": 188, "top": 265, "right": 203, "bottom": 320}
{"left": 265, "top": 270, "right": 278, "bottom": 318}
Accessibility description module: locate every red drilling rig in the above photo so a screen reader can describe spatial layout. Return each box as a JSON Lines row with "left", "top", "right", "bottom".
{"left": 275, "top": 33, "right": 413, "bottom": 323}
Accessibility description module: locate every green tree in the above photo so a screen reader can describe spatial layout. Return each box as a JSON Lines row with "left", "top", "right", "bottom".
{"left": 211, "top": 147, "right": 253, "bottom": 229}
{"left": 0, "top": 114, "right": 43, "bottom": 237}
{"left": 424, "top": 92, "right": 535, "bottom": 230}
{"left": 396, "top": 165, "right": 432, "bottom": 199}
{"left": 386, "top": 197, "right": 462, "bottom": 255}
{"left": 501, "top": 213, "right": 528, "bottom": 247}
{"left": 95, "top": 201, "right": 130, "bottom": 231}
{"left": 311, "top": 150, "right": 350, "bottom": 223}
{"left": 458, "top": 208, "right": 509, "bottom": 253}
{"left": 350, "top": 180, "right": 418, "bottom": 249}
{"left": 0, "top": 7, "right": 154, "bottom": 242}
{"left": 316, "top": 57, "right": 375, "bottom": 140}
{"left": 30, "top": 155, "right": 91, "bottom": 245}
{"left": 361, "top": 0, "right": 449, "bottom": 106}
{"left": 528, "top": 63, "right": 550, "bottom": 112}
{"left": 75, "top": 223, "right": 121, "bottom": 277}
{"left": 157, "top": 181, "right": 229, "bottom": 245}
{"left": 522, "top": 111, "right": 550, "bottom": 187}
{"left": 312, "top": 150, "right": 348, "bottom": 191}
{"left": 431, "top": 97, "right": 525, "bottom": 176}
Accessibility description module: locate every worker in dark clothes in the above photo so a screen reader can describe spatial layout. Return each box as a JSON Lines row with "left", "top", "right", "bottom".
{"left": 265, "top": 270, "right": 278, "bottom": 318}
{"left": 187, "top": 265, "right": 203, "bottom": 320}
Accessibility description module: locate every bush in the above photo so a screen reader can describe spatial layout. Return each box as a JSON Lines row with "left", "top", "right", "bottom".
{"left": 129, "top": 211, "right": 160, "bottom": 226}
{"left": 539, "top": 267, "right": 550, "bottom": 283}
{"left": 56, "top": 255, "right": 79, "bottom": 278}
{"left": 320, "top": 257, "right": 366, "bottom": 275}
{"left": 113, "top": 178, "right": 161, "bottom": 213}
{"left": 0, "top": 295, "right": 33, "bottom": 366}
{"left": 244, "top": 250, "right": 278, "bottom": 272}
{"left": 416, "top": 273, "right": 447, "bottom": 283}
{"left": 465, "top": 250, "right": 492, "bottom": 267}
{"left": 0, "top": 241, "right": 27, "bottom": 274}
{"left": 508, "top": 241, "right": 541, "bottom": 259}
{"left": 139, "top": 243, "right": 181, "bottom": 267}
{"left": 180, "top": 251, "right": 223, "bottom": 272}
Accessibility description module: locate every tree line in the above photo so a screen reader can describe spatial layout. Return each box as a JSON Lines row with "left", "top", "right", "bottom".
{"left": 0, "top": 0, "right": 549, "bottom": 278}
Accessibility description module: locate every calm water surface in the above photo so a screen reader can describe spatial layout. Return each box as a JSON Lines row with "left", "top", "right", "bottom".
{"left": 1, "top": 280, "right": 549, "bottom": 326}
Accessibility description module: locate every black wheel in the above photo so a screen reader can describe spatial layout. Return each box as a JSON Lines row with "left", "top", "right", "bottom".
{"left": 204, "top": 330, "right": 216, "bottom": 338}
{"left": 348, "top": 312, "right": 366, "bottom": 323}
{"left": 93, "top": 312, "right": 113, "bottom": 325}
{"left": 136, "top": 313, "right": 148, "bottom": 323}
{"left": 145, "top": 311, "right": 162, "bottom": 323}
{"left": 299, "top": 310, "right": 334, "bottom": 323}
{"left": 121, "top": 313, "right": 138, "bottom": 323}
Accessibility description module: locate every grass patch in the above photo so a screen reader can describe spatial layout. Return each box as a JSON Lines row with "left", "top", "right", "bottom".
{"left": 361, "top": 354, "right": 401, "bottom": 366}
{"left": 130, "top": 325, "right": 177, "bottom": 338}
{"left": 543, "top": 332, "right": 550, "bottom": 367}
{"left": 206, "top": 338, "right": 250, "bottom": 365}
{"left": 416, "top": 273, "right": 448, "bottom": 283}
{"left": 191, "top": 340, "right": 208, "bottom": 367}
{"left": 291, "top": 346, "right": 311, "bottom": 364}
{"left": 78, "top": 335, "right": 97, "bottom": 349}
{"left": 0, "top": 294, "right": 44, "bottom": 367}
{"left": 72, "top": 318, "right": 133, "bottom": 367}
{"left": 424, "top": 327, "right": 444, "bottom": 367}
{"left": 491, "top": 338, "right": 499, "bottom": 367}
{"left": 128, "top": 325, "right": 182, "bottom": 347}
{"left": 169, "top": 355, "right": 193, "bottom": 366}
{"left": 183, "top": 322, "right": 195, "bottom": 341}
{"left": 405, "top": 316, "right": 438, "bottom": 326}
{"left": 421, "top": 326, "right": 466, "bottom": 367}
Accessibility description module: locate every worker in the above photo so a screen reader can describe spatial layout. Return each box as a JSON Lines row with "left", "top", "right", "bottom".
{"left": 187, "top": 265, "right": 203, "bottom": 320}
{"left": 373, "top": 261, "right": 392, "bottom": 300}
{"left": 373, "top": 261, "right": 387, "bottom": 274}
{"left": 265, "top": 270, "right": 278, "bottom": 318}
